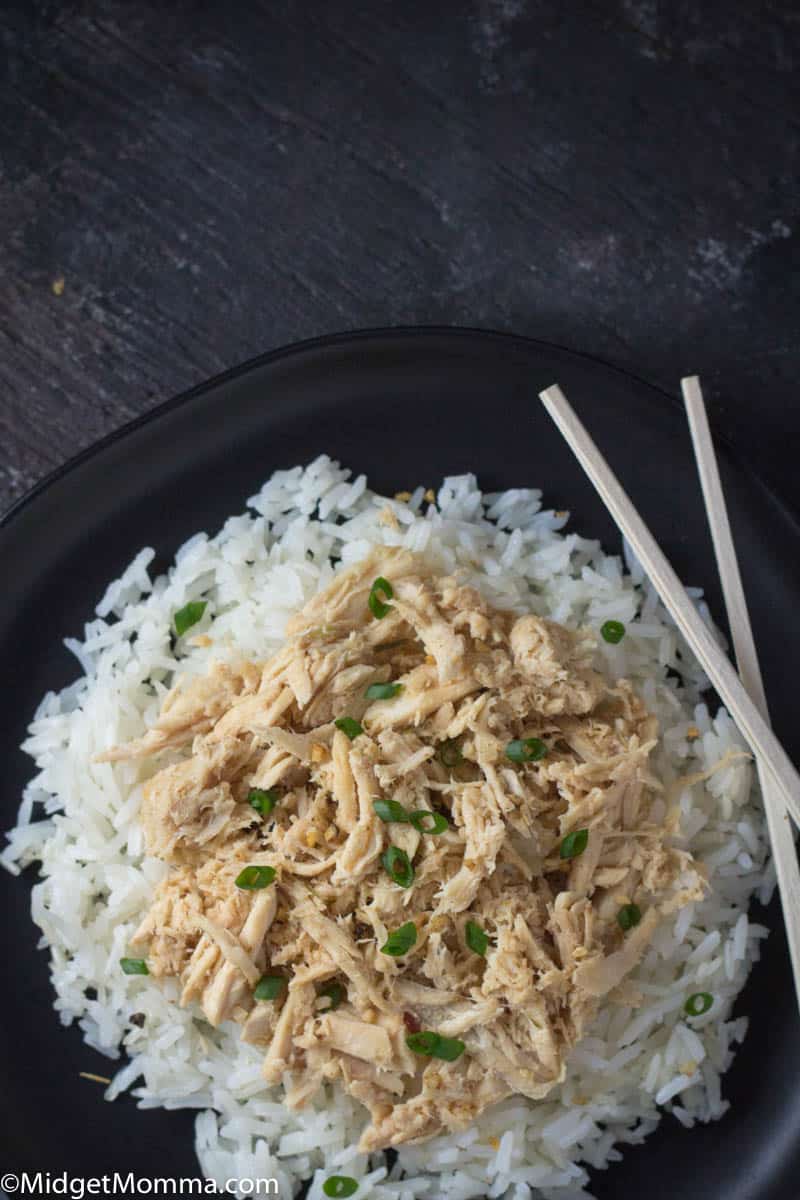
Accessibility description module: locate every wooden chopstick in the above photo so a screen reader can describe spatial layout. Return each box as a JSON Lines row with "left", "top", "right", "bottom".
{"left": 683, "top": 375, "right": 800, "bottom": 1006}
{"left": 539, "top": 383, "right": 800, "bottom": 831}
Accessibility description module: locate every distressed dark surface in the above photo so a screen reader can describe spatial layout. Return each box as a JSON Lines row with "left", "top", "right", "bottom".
{"left": 0, "top": 0, "right": 798, "bottom": 513}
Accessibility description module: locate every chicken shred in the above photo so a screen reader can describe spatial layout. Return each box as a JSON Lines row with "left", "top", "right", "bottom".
{"left": 115, "top": 550, "right": 705, "bottom": 1151}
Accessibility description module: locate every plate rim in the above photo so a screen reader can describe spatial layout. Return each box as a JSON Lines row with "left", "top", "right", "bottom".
{"left": 2, "top": 323, "right": 768, "bottom": 535}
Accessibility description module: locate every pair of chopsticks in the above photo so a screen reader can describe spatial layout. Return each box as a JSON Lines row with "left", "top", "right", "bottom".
{"left": 540, "top": 380, "right": 800, "bottom": 1011}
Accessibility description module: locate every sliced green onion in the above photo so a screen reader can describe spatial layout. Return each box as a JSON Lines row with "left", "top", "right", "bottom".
{"left": 617, "top": 903, "right": 642, "bottom": 931}
{"left": 174, "top": 600, "right": 207, "bottom": 637}
{"left": 368, "top": 576, "right": 394, "bottom": 620}
{"left": 382, "top": 846, "right": 415, "bottom": 889}
{"left": 120, "top": 957, "right": 149, "bottom": 976}
{"left": 406, "top": 1031, "right": 465, "bottom": 1061}
{"left": 601, "top": 620, "right": 626, "bottom": 644}
{"left": 465, "top": 920, "right": 488, "bottom": 957}
{"left": 248, "top": 787, "right": 279, "bottom": 817}
{"left": 235, "top": 864, "right": 276, "bottom": 890}
{"left": 322, "top": 1177, "right": 359, "bottom": 1198}
{"left": 365, "top": 681, "right": 403, "bottom": 701}
{"left": 380, "top": 921, "right": 418, "bottom": 957}
{"left": 409, "top": 810, "right": 449, "bottom": 835}
{"left": 373, "top": 798, "right": 409, "bottom": 823}
{"left": 317, "top": 981, "right": 345, "bottom": 1012}
{"left": 405, "top": 1030, "right": 437, "bottom": 1056}
{"left": 436, "top": 739, "right": 463, "bottom": 769}
{"left": 334, "top": 716, "right": 363, "bottom": 740}
{"left": 685, "top": 991, "right": 713, "bottom": 1017}
{"left": 559, "top": 829, "right": 589, "bottom": 860}
{"left": 505, "top": 737, "right": 548, "bottom": 763}
{"left": 254, "top": 974, "right": 285, "bottom": 1001}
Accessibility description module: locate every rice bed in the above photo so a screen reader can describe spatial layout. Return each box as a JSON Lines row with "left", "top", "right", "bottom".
{"left": 2, "top": 458, "right": 772, "bottom": 1200}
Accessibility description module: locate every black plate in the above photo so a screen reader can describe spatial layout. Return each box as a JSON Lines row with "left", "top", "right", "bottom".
{"left": 1, "top": 329, "right": 797, "bottom": 1199}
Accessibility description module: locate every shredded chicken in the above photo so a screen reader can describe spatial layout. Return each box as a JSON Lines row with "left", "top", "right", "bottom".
{"left": 113, "top": 550, "right": 705, "bottom": 1151}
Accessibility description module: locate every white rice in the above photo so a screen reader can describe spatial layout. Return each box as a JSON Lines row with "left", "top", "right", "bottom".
{"left": 2, "top": 457, "right": 771, "bottom": 1199}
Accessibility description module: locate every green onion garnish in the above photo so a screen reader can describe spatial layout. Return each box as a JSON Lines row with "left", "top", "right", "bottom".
{"left": 174, "top": 600, "right": 207, "bottom": 637}
{"left": 380, "top": 921, "right": 418, "bottom": 957}
{"left": 465, "top": 921, "right": 488, "bottom": 957}
{"left": 406, "top": 1031, "right": 465, "bottom": 1061}
{"left": 617, "top": 903, "right": 642, "bottom": 931}
{"left": 322, "top": 1177, "right": 359, "bottom": 1198}
{"left": 685, "top": 992, "right": 713, "bottom": 1017}
{"left": 365, "top": 681, "right": 403, "bottom": 701}
{"left": 248, "top": 787, "right": 279, "bottom": 817}
{"left": 505, "top": 737, "right": 548, "bottom": 763}
{"left": 120, "top": 958, "right": 149, "bottom": 976}
{"left": 334, "top": 716, "right": 363, "bottom": 741}
{"left": 373, "top": 798, "right": 408, "bottom": 823}
{"left": 368, "top": 576, "right": 394, "bottom": 620}
{"left": 601, "top": 620, "right": 626, "bottom": 644}
{"left": 436, "top": 739, "right": 463, "bottom": 769}
{"left": 235, "top": 865, "right": 276, "bottom": 890}
{"left": 409, "top": 810, "right": 448, "bottom": 835}
{"left": 318, "top": 981, "right": 345, "bottom": 1012}
{"left": 559, "top": 829, "right": 589, "bottom": 860}
{"left": 254, "top": 974, "right": 285, "bottom": 1001}
{"left": 382, "top": 846, "right": 415, "bottom": 889}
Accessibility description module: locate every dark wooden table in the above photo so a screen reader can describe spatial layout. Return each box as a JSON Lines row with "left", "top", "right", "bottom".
{"left": 1, "top": 0, "right": 798, "bottom": 515}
